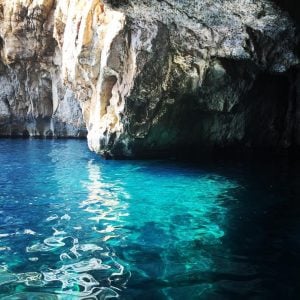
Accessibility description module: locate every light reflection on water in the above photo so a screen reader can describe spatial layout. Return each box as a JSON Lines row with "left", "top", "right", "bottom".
{"left": 0, "top": 140, "right": 239, "bottom": 299}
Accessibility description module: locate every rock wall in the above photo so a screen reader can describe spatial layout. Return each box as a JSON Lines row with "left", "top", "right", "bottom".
{"left": 0, "top": 0, "right": 299, "bottom": 157}
{"left": 0, "top": 0, "right": 86, "bottom": 137}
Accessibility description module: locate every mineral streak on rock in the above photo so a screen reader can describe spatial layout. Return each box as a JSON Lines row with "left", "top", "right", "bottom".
{"left": 0, "top": 0, "right": 299, "bottom": 157}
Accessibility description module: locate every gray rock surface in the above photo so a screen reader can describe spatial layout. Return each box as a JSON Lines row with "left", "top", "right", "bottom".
{"left": 0, "top": 0, "right": 299, "bottom": 157}
{"left": 0, "top": 0, "right": 86, "bottom": 138}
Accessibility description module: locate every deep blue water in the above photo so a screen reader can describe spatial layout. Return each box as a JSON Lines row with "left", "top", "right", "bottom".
{"left": 0, "top": 139, "right": 300, "bottom": 299}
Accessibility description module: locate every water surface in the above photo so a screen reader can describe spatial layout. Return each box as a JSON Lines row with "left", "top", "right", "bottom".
{"left": 0, "top": 139, "right": 299, "bottom": 299}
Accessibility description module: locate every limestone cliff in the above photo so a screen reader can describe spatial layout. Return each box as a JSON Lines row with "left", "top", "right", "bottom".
{"left": 0, "top": 0, "right": 86, "bottom": 137}
{"left": 0, "top": 0, "right": 299, "bottom": 157}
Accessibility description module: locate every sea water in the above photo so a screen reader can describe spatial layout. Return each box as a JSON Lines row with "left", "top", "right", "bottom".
{"left": 0, "top": 139, "right": 299, "bottom": 299}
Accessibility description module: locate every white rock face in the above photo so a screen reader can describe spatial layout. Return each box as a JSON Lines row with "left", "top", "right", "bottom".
{"left": 0, "top": 0, "right": 299, "bottom": 156}
{"left": 53, "top": 0, "right": 127, "bottom": 152}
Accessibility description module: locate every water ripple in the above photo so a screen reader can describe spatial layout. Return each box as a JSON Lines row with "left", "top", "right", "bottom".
{"left": 0, "top": 140, "right": 241, "bottom": 299}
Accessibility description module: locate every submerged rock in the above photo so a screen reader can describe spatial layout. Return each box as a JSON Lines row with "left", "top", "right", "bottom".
{"left": 0, "top": 0, "right": 299, "bottom": 157}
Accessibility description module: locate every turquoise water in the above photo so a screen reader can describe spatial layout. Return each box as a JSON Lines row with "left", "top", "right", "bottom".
{"left": 0, "top": 140, "right": 299, "bottom": 299}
